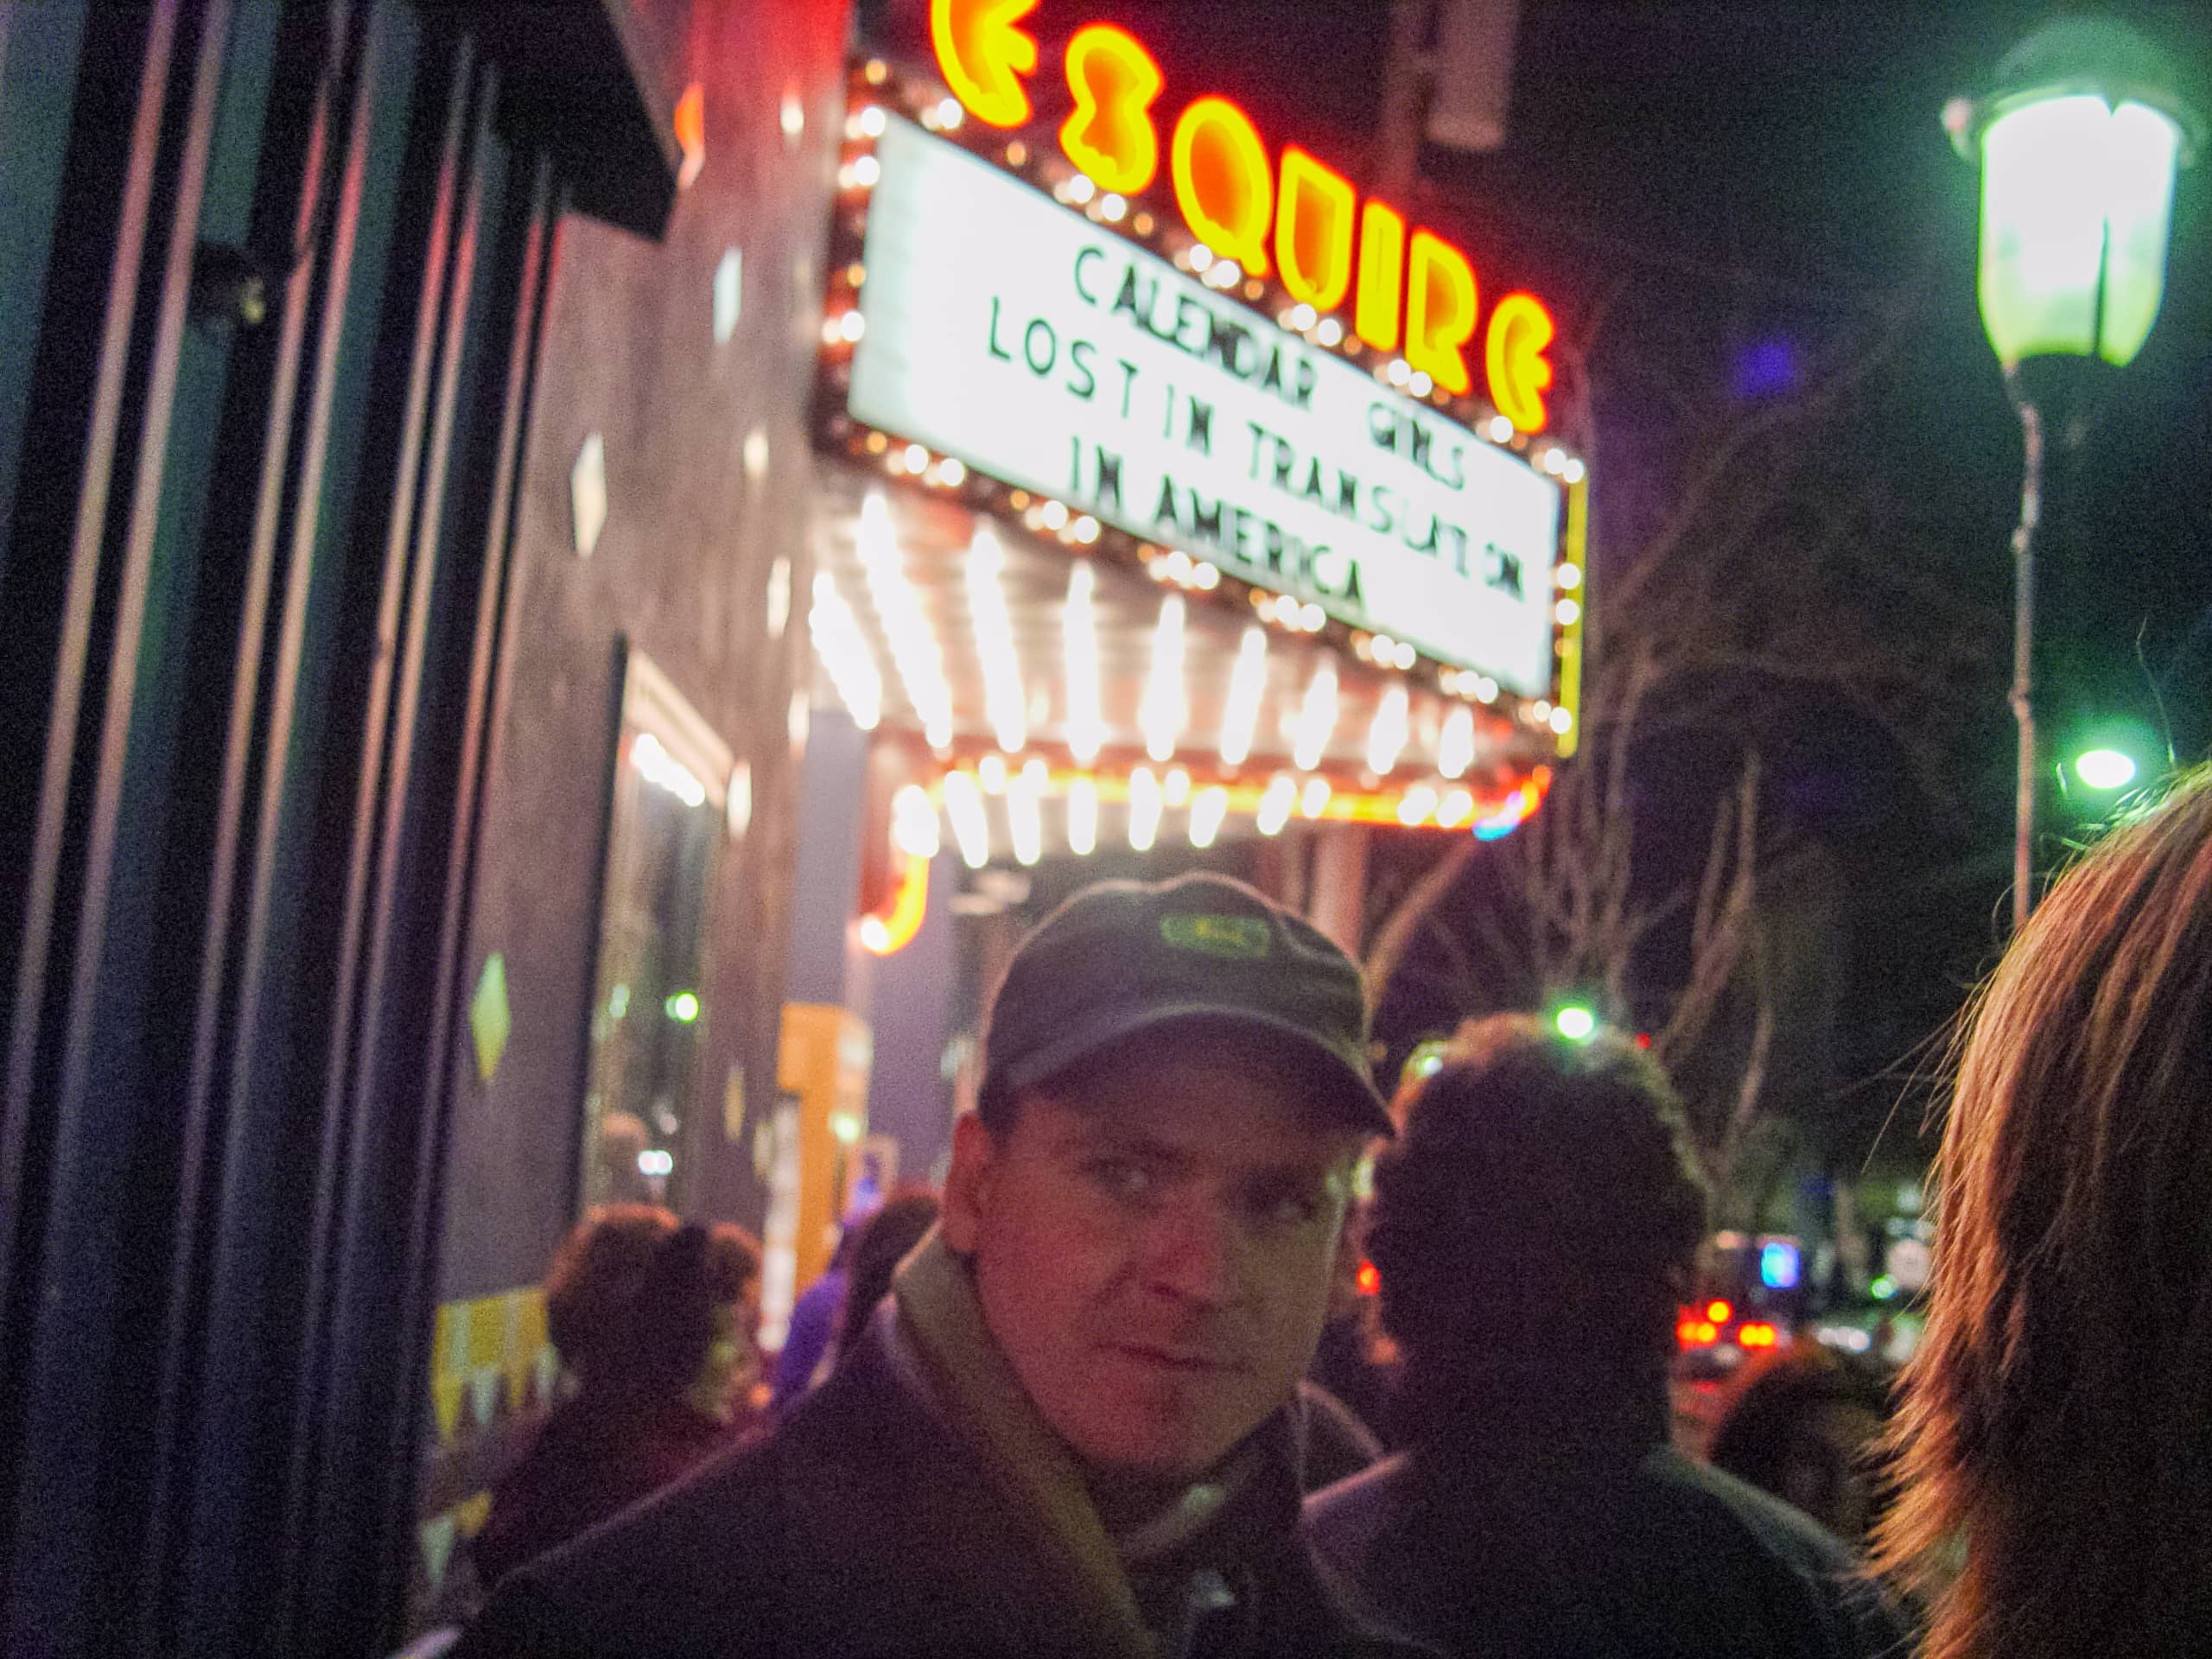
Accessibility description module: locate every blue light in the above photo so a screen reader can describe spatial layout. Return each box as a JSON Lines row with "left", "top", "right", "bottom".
{"left": 1759, "top": 1239, "right": 1801, "bottom": 1290}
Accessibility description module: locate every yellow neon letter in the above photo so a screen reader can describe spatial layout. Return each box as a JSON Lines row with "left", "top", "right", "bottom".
{"left": 1059, "top": 26, "right": 1161, "bottom": 194}
{"left": 1274, "top": 147, "right": 1355, "bottom": 312}
{"left": 931, "top": 0, "right": 1039, "bottom": 130}
{"left": 1485, "top": 292, "right": 1555, "bottom": 432}
{"left": 1354, "top": 200, "right": 1405, "bottom": 351}
{"left": 1171, "top": 97, "right": 1273, "bottom": 276}
{"left": 1405, "top": 229, "right": 1478, "bottom": 394}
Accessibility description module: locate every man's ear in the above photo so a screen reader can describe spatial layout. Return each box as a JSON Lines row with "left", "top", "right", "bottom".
{"left": 940, "top": 1110, "right": 999, "bottom": 1255}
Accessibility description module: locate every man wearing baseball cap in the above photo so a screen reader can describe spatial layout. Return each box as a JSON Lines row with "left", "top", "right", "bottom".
{"left": 459, "top": 873, "right": 1413, "bottom": 1659}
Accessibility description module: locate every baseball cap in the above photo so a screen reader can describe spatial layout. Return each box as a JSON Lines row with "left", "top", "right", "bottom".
{"left": 980, "top": 872, "right": 1392, "bottom": 1136}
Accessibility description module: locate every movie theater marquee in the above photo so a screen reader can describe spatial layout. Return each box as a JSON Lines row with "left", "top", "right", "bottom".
{"left": 846, "top": 117, "right": 1565, "bottom": 699}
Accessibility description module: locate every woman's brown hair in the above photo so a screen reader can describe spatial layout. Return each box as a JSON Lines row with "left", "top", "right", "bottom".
{"left": 546, "top": 1204, "right": 760, "bottom": 1399}
{"left": 1874, "top": 770, "right": 2212, "bottom": 1657}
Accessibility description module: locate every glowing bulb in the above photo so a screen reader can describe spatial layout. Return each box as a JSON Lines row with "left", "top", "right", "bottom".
{"left": 1219, "top": 627, "right": 1269, "bottom": 767}
{"left": 1300, "top": 777, "right": 1332, "bottom": 818}
{"left": 1316, "top": 317, "right": 1344, "bottom": 346}
{"left": 1256, "top": 775, "right": 1297, "bottom": 836}
{"left": 1438, "top": 704, "right": 1475, "bottom": 779}
{"left": 1188, "top": 785, "right": 1228, "bottom": 849}
{"left": 1127, "top": 766, "right": 1162, "bottom": 851}
{"left": 1555, "top": 1006, "right": 1598, "bottom": 1042}
{"left": 968, "top": 527, "right": 1027, "bottom": 753}
{"left": 891, "top": 784, "right": 941, "bottom": 859}
{"left": 1067, "top": 774, "right": 1098, "bottom": 855}
{"left": 1555, "top": 598, "right": 1581, "bottom": 626}
{"left": 1163, "top": 766, "right": 1191, "bottom": 807}
{"left": 1141, "top": 595, "right": 1186, "bottom": 763}
{"left": 1063, "top": 563, "right": 1104, "bottom": 765}
{"left": 1556, "top": 563, "right": 1582, "bottom": 591}
{"left": 1294, "top": 663, "right": 1338, "bottom": 772}
{"left": 1397, "top": 785, "right": 1437, "bottom": 826}
{"left": 943, "top": 770, "right": 990, "bottom": 869}
{"left": 2075, "top": 748, "right": 2138, "bottom": 790}
{"left": 1487, "top": 415, "right": 1514, "bottom": 442}
{"left": 1007, "top": 761, "right": 1044, "bottom": 868}
{"left": 856, "top": 493, "right": 952, "bottom": 744}
{"left": 1367, "top": 683, "right": 1410, "bottom": 776}
{"left": 1436, "top": 788, "right": 1474, "bottom": 829}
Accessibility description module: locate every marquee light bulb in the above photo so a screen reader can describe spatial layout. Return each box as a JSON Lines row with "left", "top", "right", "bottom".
{"left": 1067, "top": 774, "right": 1098, "bottom": 855}
{"left": 1141, "top": 595, "right": 1187, "bottom": 763}
{"left": 1063, "top": 563, "right": 1104, "bottom": 765}
{"left": 1438, "top": 703, "right": 1475, "bottom": 780}
{"left": 967, "top": 526, "right": 1028, "bottom": 753}
{"left": 856, "top": 493, "right": 952, "bottom": 746}
{"left": 1367, "top": 683, "right": 1410, "bottom": 776}
{"left": 1188, "top": 785, "right": 1229, "bottom": 849}
{"left": 942, "top": 770, "right": 991, "bottom": 869}
{"left": 1007, "top": 762, "right": 1044, "bottom": 868}
{"left": 1127, "top": 766, "right": 1162, "bottom": 851}
{"left": 1219, "top": 626, "right": 1269, "bottom": 766}
{"left": 807, "top": 573, "right": 883, "bottom": 733}
{"left": 1294, "top": 663, "right": 1338, "bottom": 772}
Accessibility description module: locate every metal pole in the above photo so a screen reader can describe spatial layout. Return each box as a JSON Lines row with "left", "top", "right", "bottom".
{"left": 1374, "top": 0, "right": 1436, "bottom": 200}
{"left": 2010, "top": 392, "right": 2044, "bottom": 934}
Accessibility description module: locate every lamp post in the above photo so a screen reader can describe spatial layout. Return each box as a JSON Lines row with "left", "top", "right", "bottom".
{"left": 1946, "top": 16, "right": 2199, "bottom": 931}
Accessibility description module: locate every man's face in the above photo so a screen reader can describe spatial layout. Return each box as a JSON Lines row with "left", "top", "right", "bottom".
{"left": 943, "top": 1039, "right": 1363, "bottom": 1480}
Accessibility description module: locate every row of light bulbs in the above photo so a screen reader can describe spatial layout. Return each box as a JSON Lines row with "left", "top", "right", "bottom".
{"left": 812, "top": 495, "right": 1573, "bottom": 787}
{"left": 892, "top": 760, "right": 1547, "bottom": 872}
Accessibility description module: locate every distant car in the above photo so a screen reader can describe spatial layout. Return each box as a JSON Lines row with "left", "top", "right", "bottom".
{"left": 1673, "top": 1232, "right": 1804, "bottom": 1380}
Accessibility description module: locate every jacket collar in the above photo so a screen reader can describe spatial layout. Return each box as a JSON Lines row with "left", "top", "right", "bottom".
{"left": 891, "top": 1230, "right": 1159, "bottom": 1659}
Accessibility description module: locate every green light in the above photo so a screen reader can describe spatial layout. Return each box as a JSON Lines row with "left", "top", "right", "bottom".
{"left": 1870, "top": 1274, "right": 1899, "bottom": 1301}
{"left": 664, "top": 991, "right": 701, "bottom": 1023}
{"left": 1402, "top": 1039, "right": 1451, "bottom": 1087}
{"left": 2074, "top": 748, "right": 2138, "bottom": 791}
{"left": 1554, "top": 1006, "right": 1598, "bottom": 1043}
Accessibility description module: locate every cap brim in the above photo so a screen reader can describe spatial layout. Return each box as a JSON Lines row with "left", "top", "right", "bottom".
{"left": 996, "top": 1003, "right": 1394, "bottom": 1137}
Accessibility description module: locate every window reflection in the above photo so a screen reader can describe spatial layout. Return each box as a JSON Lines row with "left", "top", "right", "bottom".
{"left": 581, "top": 652, "right": 736, "bottom": 1214}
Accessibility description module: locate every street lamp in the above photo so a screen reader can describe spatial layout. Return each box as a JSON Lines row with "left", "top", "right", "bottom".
{"left": 1946, "top": 16, "right": 2200, "bottom": 930}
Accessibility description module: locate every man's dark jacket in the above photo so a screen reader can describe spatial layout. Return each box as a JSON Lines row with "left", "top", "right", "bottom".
{"left": 1305, "top": 1429, "right": 1915, "bottom": 1659}
{"left": 458, "top": 1307, "right": 1414, "bottom": 1659}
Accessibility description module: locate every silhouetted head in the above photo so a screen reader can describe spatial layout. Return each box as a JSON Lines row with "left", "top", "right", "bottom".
{"left": 1711, "top": 1345, "right": 1894, "bottom": 1546}
{"left": 835, "top": 1187, "right": 942, "bottom": 1360}
{"left": 1368, "top": 1013, "right": 1707, "bottom": 1431}
{"left": 546, "top": 1205, "right": 761, "bottom": 1413}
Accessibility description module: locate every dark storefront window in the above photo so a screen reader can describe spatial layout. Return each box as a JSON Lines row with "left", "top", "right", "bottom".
{"left": 581, "top": 651, "right": 736, "bottom": 1214}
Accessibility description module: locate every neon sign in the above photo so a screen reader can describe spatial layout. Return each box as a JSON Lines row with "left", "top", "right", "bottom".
{"left": 931, "top": 0, "right": 1555, "bottom": 430}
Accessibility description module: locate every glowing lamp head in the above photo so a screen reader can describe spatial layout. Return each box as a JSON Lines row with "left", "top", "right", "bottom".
{"left": 2073, "top": 747, "right": 2139, "bottom": 791}
{"left": 1949, "top": 16, "right": 2201, "bottom": 370}
{"left": 1554, "top": 1005, "right": 1597, "bottom": 1043}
